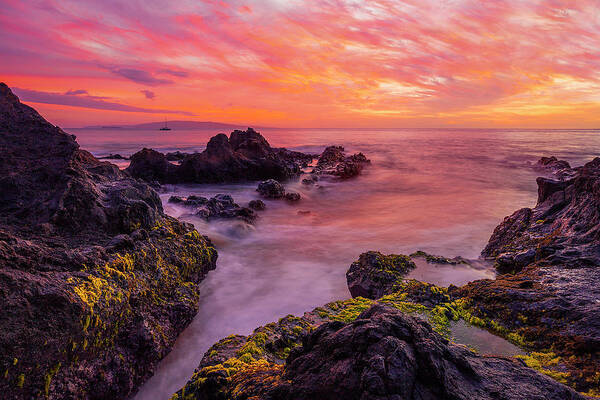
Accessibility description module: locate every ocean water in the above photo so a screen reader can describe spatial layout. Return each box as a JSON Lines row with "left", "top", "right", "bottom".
{"left": 71, "top": 127, "right": 600, "bottom": 399}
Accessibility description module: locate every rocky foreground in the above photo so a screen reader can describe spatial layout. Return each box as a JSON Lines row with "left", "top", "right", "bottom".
{"left": 0, "top": 83, "right": 218, "bottom": 399}
{"left": 173, "top": 156, "right": 600, "bottom": 399}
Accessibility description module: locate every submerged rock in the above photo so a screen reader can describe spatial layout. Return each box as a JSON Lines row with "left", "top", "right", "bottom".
{"left": 0, "top": 83, "right": 218, "bottom": 399}
{"left": 127, "top": 128, "right": 313, "bottom": 184}
{"left": 248, "top": 199, "right": 266, "bottom": 211}
{"left": 284, "top": 192, "right": 301, "bottom": 202}
{"left": 346, "top": 251, "right": 415, "bottom": 299}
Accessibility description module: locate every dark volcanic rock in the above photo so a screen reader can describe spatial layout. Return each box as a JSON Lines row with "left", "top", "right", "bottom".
{"left": 170, "top": 194, "right": 257, "bottom": 223}
{"left": 248, "top": 199, "right": 266, "bottom": 210}
{"left": 126, "top": 147, "right": 175, "bottom": 183}
{"left": 284, "top": 192, "right": 301, "bottom": 202}
{"left": 461, "top": 155, "right": 600, "bottom": 392}
{"left": 311, "top": 145, "right": 370, "bottom": 179}
{"left": 127, "top": 128, "right": 313, "bottom": 184}
{"left": 0, "top": 83, "right": 217, "bottom": 400}
{"left": 272, "top": 305, "right": 583, "bottom": 400}
{"left": 257, "top": 179, "right": 285, "bottom": 198}
{"left": 346, "top": 251, "right": 415, "bottom": 299}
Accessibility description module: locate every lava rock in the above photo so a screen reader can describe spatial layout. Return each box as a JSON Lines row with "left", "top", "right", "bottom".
{"left": 273, "top": 305, "right": 584, "bottom": 400}
{"left": 257, "top": 179, "right": 285, "bottom": 199}
{"left": 311, "top": 145, "right": 371, "bottom": 179}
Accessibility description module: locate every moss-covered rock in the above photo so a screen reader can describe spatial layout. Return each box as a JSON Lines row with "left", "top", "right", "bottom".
{"left": 346, "top": 251, "right": 415, "bottom": 299}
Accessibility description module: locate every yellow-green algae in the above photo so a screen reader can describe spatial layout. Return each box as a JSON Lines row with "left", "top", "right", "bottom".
{"left": 5, "top": 219, "right": 217, "bottom": 398}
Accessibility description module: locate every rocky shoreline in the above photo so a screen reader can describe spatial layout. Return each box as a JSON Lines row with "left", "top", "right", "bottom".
{"left": 0, "top": 83, "right": 219, "bottom": 399}
{"left": 172, "top": 155, "right": 600, "bottom": 398}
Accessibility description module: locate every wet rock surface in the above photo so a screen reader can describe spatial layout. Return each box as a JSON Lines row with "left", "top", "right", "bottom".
{"left": 257, "top": 179, "right": 285, "bottom": 198}
{"left": 257, "top": 179, "right": 302, "bottom": 202}
{"left": 346, "top": 251, "right": 415, "bottom": 299}
{"left": 127, "top": 128, "right": 313, "bottom": 184}
{"left": 0, "top": 83, "right": 218, "bottom": 399}
{"left": 273, "top": 305, "right": 583, "bottom": 400}
{"left": 168, "top": 194, "right": 258, "bottom": 223}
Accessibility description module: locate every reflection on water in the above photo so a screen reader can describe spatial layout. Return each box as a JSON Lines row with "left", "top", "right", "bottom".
{"left": 450, "top": 319, "right": 525, "bottom": 357}
{"left": 72, "top": 128, "right": 600, "bottom": 400}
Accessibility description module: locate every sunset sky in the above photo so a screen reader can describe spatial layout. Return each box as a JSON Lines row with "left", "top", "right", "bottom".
{"left": 1, "top": 0, "right": 599, "bottom": 128}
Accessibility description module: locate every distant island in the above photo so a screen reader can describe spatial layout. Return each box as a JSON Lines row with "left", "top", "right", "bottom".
{"left": 77, "top": 120, "right": 275, "bottom": 130}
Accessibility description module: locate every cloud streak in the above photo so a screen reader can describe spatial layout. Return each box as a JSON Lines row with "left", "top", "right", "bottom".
{"left": 13, "top": 88, "right": 194, "bottom": 115}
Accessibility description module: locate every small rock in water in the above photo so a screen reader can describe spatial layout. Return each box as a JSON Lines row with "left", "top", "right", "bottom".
{"left": 284, "top": 192, "right": 301, "bottom": 202}
{"left": 298, "top": 210, "right": 311, "bottom": 216}
{"left": 257, "top": 179, "right": 285, "bottom": 198}
{"left": 248, "top": 199, "right": 266, "bottom": 210}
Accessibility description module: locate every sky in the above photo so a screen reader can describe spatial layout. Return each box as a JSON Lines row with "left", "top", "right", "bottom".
{"left": 1, "top": 0, "right": 599, "bottom": 128}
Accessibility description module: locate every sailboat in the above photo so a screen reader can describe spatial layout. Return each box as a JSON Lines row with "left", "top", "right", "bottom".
{"left": 159, "top": 118, "right": 171, "bottom": 131}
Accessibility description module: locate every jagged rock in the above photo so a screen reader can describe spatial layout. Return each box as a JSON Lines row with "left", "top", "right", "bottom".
{"left": 127, "top": 128, "right": 313, "bottom": 184}
{"left": 346, "top": 251, "right": 415, "bottom": 299}
{"left": 257, "top": 179, "right": 285, "bottom": 198}
{"left": 311, "top": 145, "right": 370, "bottom": 179}
{"left": 174, "top": 303, "right": 584, "bottom": 400}
{"left": 0, "top": 83, "right": 218, "bottom": 399}
{"left": 284, "top": 192, "right": 301, "bottom": 202}
{"left": 248, "top": 199, "right": 266, "bottom": 211}
{"left": 272, "top": 305, "right": 583, "bottom": 400}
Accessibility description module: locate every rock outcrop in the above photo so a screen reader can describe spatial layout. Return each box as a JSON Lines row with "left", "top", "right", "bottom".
{"left": 256, "top": 179, "right": 285, "bottom": 198}
{"left": 0, "top": 83, "right": 217, "bottom": 399}
{"left": 168, "top": 194, "right": 258, "bottom": 223}
{"left": 311, "top": 145, "right": 370, "bottom": 179}
{"left": 127, "top": 128, "right": 313, "bottom": 184}
{"left": 173, "top": 301, "right": 584, "bottom": 400}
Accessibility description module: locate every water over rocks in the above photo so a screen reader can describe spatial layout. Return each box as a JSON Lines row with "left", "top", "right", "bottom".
{"left": 0, "top": 83, "right": 218, "bottom": 399}
{"left": 311, "top": 145, "right": 370, "bottom": 180}
{"left": 168, "top": 194, "right": 259, "bottom": 223}
{"left": 257, "top": 179, "right": 302, "bottom": 202}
